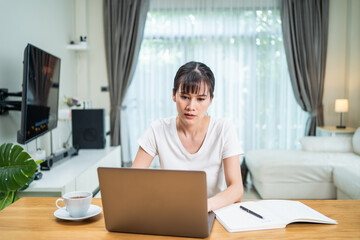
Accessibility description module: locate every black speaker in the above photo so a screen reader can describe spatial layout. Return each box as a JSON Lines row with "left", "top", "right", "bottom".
{"left": 72, "top": 109, "right": 106, "bottom": 149}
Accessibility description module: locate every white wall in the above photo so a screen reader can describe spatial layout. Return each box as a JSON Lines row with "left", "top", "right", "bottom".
{"left": 72, "top": 0, "right": 110, "bottom": 114}
{"left": 0, "top": 0, "right": 77, "bottom": 153}
{"left": 347, "top": 0, "right": 360, "bottom": 128}
{"left": 323, "top": 0, "right": 360, "bottom": 128}
{"left": 88, "top": 0, "right": 110, "bottom": 113}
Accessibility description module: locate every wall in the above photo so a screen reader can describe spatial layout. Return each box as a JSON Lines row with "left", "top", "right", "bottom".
{"left": 347, "top": 0, "right": 360, "bottom": 128}
{"left": 0, "top": 0, "right": 77, "bottom": 153}
{"left": 323, "top": 0, "right": 360, "bottom": 128}
{"left": 88, "top": 0, "right": 109, "bottom": 112}
{"left": 72, "top": 0, "right": 110, "bottom": 114}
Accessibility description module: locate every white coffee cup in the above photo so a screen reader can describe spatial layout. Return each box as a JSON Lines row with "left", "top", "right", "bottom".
{"left": 56, "top": 191, "right": 93, "bottom": 218}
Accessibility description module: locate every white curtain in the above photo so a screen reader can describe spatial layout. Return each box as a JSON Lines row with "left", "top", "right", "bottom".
{"left": 122, "top": 0, "right": 308, "bottom": 166}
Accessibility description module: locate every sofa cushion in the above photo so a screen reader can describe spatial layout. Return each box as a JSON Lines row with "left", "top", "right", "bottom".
{"left": 333, "top": 165, "right": 360, "bottom": 199}
{"left": 247, "top": 150, "right": 360, "bottom": 181}
{"left": 353, "top": 128, "right": 360, "bottom": 155}
{"left": 300, "top": 136, "right": 353, "bottom": 152}
{"left": 245, "top": 150, "right": 338, "bottom": 199}
{"left": 248, "top": 150, "right": 339, "bottom": 183}
{"left": 246, "top": 149, "right": 360, "bottom": 199}
{"left": 246, "top": 141, "right": 360, "bottom": 199}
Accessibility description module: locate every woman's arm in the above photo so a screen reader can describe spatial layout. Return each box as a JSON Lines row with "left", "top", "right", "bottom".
{"left": 131, "top": 147, "right": 154, "bottom": 168}
{"left": 207, "top": 155, "right": 244, "bottom": 212}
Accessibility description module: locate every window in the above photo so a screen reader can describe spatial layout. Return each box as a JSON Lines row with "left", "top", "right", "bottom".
{"left": 122, "top": 0, "right": 307, "bottom": 165}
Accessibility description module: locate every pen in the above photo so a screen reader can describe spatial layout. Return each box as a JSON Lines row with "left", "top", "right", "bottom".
{"left": 240, "top": 205, "right": 263, "bottom": 219}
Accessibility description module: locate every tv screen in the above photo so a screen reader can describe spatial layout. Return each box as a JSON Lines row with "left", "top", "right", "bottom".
{"left": 17, "top": 44, "right": 61, "bottom": 144}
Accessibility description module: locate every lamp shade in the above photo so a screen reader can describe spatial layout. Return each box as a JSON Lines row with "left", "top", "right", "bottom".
{"left": 335, "top": 99, "right": 349, "bottom": 113}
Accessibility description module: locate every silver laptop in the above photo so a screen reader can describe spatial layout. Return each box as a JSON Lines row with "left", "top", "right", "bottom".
{"left": 97, "top": 167, "right": 215, "bottom": 238}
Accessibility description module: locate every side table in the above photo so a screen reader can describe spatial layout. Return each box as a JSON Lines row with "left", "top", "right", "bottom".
{"left": 316, "top": 126, "right": 356, "bottom": 137}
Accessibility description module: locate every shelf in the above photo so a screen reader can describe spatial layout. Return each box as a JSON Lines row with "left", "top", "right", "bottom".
{"left": 67, "top": 44, "right": 90, "bottom": 51}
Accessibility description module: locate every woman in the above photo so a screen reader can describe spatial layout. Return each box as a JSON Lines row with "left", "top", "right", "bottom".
{"left": 132, "top": 61, "right": 244, "bottom": 212}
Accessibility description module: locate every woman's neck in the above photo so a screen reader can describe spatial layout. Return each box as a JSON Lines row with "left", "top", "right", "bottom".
{"left": 176, "top": 116, "right": 210, "bottom": 137}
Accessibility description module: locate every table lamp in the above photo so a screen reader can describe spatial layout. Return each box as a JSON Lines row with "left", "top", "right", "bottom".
{"left": 335, "top": 99, "right": 348, "bottom": 129}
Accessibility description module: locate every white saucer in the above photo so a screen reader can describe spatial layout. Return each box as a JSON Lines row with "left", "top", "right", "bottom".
{"left": 54, "top": 204, "right": 102, "bottom": 221}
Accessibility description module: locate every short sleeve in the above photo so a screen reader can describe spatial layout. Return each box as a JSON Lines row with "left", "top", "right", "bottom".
{"left": 222, "top": 120, "right": 243, "bottom": 159}
{"left": 137, "top": 122, "right": 159, "bottom": 157}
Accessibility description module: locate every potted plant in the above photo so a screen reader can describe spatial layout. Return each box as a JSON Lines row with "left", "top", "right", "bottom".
{"left": 0, "top": 143, "right": 43, "bottom": 211}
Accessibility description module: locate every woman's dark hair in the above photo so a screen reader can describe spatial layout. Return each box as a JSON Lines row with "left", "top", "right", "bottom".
{"left": 173, "top": 61, "right": 215, "bottom": 98}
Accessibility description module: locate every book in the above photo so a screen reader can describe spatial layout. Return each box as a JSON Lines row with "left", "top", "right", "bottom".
{"left": 213, "top": 200, "right": 337, "bottom": 232}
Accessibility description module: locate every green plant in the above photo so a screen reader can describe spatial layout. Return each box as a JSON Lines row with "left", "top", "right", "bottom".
{"left": 0, "top": 143, "right": 43, "bottom": 211}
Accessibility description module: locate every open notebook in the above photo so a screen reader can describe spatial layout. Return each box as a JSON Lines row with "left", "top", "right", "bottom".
{"left": 213, "top": 200, "right": 337, "bottom": 232}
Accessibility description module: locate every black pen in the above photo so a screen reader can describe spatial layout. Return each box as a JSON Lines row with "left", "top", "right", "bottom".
{"left": 240, "top": 205, "right": 263, "bottom": 219}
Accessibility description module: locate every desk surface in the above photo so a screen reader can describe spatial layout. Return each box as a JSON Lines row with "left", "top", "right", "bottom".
{"left": 0, "top": 198, "right": 359, "bottom": 239}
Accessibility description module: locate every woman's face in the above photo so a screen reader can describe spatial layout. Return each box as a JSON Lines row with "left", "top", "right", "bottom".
{"left": 172, "top": 82, "right": 213, "bottom": 126}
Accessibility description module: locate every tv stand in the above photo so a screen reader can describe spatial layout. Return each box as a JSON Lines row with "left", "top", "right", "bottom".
{"left": 18, "top": 145, "right": 121, "bottom": 198}
{"left": 40, "top": 147, "right": 79, "bottom": 170}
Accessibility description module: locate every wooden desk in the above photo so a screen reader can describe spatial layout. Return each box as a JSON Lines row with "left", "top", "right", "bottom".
{"left": 0, "top": 198, "right": 359, "bottom": 239}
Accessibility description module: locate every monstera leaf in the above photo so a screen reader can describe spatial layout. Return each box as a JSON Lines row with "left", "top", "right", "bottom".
{"left": 0, "top": 143, "right": 43, "bottom": 210}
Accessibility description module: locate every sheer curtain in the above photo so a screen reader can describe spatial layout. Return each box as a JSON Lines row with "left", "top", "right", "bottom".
{"left": 122, "top": 0, "right": 307, "bottom": 166}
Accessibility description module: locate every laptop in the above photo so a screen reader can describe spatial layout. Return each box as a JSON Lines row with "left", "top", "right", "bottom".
{"left": 97, "top": 167, "right": 215, "bottom": 238}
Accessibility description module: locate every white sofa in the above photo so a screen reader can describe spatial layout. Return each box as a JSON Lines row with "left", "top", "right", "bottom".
{"left": 245, "top": 128, "right": 360, "bottom": 200}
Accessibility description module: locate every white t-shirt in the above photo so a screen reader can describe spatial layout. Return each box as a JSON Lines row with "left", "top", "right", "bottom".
{"left": 138, "top": 116, "right": 243, "bottom": 197}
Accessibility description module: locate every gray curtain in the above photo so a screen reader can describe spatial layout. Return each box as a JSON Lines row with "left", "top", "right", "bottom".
{"left": 104, "top": 0, "right": 149, "bottom": 148}
{"left": 281, "top": 0, "right": 329, "bottom": 136}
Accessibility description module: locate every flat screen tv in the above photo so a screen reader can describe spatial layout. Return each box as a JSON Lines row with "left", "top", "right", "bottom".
{"left": 17, "top": 43, "right": 61, "bottom": 144}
